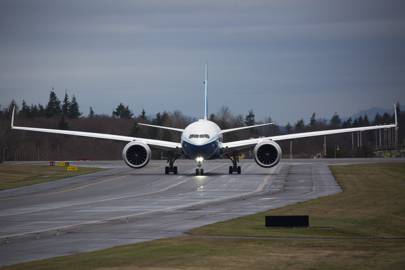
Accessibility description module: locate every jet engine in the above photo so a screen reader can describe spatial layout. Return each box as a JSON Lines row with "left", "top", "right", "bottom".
{"left": 253, "top": 140, "right": 282, "bottom": 168}
{"left": 122, "top": 141, "right": 151, "bottom": 168}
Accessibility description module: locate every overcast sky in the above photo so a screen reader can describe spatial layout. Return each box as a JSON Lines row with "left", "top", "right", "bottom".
{"left": 1, "top": 0, "right": 404, "bottom": 124}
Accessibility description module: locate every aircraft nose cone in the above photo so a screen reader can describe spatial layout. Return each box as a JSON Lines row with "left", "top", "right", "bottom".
{"left": 193, "top": 139, "right": 209, "bottom": 145}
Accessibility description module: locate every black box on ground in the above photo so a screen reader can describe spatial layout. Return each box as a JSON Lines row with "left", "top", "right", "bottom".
{"left": 265, "top": 215, "right": 309, "bottom": 227}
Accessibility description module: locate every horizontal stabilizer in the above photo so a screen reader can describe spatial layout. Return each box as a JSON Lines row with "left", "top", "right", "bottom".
{"left": 220, "top": 122, "right": 273, "bottom": 134}
{"left": 137, "top": 123, "right": 184, "bottom": 132}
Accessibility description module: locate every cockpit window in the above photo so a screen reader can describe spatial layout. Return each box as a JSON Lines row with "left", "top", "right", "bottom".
{"left": 189, "top": 134, "right": 210, "bottom": 139}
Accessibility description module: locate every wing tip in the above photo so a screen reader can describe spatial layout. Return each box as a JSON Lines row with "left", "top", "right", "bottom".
{"left": 11, "top": 106, "right": 15, "bottom": 129}
{"left": 394, "top": 103, "right": 398, "bottom": 127}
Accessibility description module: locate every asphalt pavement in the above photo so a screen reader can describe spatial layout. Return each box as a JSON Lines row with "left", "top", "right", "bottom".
{"left": 1, "top": 158, "right": 379, "bottom": 266}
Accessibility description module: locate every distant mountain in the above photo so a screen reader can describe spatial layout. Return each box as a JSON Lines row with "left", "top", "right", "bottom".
{"left": 350, "top": 107, "right": 391, "bottom": 121}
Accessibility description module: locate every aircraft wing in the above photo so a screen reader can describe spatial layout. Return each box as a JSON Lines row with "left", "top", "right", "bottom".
{"left": 222, "top": 106, "right": 398, "bottom": 152}
{"left": 11, "top": 108, "right": 181, "bottom": 151}
{"left": 222, "top": 123, "right": 396, "bottom": 151}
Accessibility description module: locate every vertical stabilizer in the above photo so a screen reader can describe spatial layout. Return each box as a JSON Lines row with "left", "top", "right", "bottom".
{"left": 204, "top": 63, "right": 208, "bottom": 120}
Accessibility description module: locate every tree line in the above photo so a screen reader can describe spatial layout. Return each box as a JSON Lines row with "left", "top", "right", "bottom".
{"left": 16, "top": 90, "right": 81, "bottom": 119}
{"left": 0, "top": 91, "right": 403, "bottom": 162}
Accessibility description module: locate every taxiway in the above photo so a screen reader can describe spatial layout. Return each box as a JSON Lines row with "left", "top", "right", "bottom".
{"left": 0, "top": 159, "right": 358, "bottom": 265}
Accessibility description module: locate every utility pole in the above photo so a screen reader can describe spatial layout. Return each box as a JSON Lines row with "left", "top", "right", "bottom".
{"left": 357, "top": 132, "right": 360, "bottom": 148}
{"left": 375, "top": 130, "right": 378, "bottom": 149}
{"left": 352, "top": 132, "right": 354, "bottom": 151}
{"left": 351, "top": 132, "right": 355, "bottom": 157}
{"left": 395, "top": 126, "right": 399, "bottom": 149}
{"left": 290, "top": 140, "right": 292, "bottom": 159}
{"left": 388, "top": 128, "right": 391, "bottom": 149}
{"left": 323, "top": 136, "right": 327, "bottom": 157}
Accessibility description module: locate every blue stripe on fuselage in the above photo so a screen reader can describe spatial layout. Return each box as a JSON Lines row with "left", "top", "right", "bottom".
{"left": 181, "top": 139, "right": 220, "bottom": 159}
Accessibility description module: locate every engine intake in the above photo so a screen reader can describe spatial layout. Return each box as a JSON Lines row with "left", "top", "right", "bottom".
{"left": 122, "top": 141, "right": 151, "bottom": 168}
{"left": 253, "top": 140, "right": 282, "bottom": 168}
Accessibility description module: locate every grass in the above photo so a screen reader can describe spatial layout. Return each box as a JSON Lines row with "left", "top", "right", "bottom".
{"left": 0, "top": 164, "right": 103, "bottom": 190}
{"left": 191, "top": 163, "right": 405, "bottom": 239}
{"left": 2, "top": 163, "right": 405, "bottom": 270}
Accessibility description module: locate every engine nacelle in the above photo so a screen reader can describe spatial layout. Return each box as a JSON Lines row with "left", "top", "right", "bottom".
{"left": 253, "top": 140, "right": 282, "bottom": 168}
{"left": 122, "top": 141, "right": 151, "bottom": 168}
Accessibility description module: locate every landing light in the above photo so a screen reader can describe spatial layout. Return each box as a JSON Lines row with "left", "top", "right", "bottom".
{"left": 196, "top": 156, "right": 204, "bottom": 163}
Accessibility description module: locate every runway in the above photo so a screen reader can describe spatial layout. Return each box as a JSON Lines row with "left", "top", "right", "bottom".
{"left": 0, "top": 159, "right": 351, "bottom": 266}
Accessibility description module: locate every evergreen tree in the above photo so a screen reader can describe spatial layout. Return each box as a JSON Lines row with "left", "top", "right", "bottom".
{"left": 89, "top": 107, "right": 95, "bottom": 118}
{"left": 382, "top": 112, "right": 392, "bottom": 123}
{"left": 374, "top": 113, "right": 382, "bottom": 125}
{"left": 131, "top": 109, "right": 148, "bottom": 137}
{"left": 357, "top": 116, "right": 364, "bottom": 126}
{"left": 244, "top": 110, "right": 255, "bottom": 126}
{"left": 139, "top": 109, "right": 146, "bottom": 121}
{"left": 45, "top": 90, "right": 62, "bottom": 117}
{"left": 294, "top": 119, "right": 305, "bottom": 132}
{"left": 112, "top": 103, "right": 133, "bottom": 119}
{"left": 310, "top": 113, "right": 317, "bottom": 128}
{"left": 285, "top": 122, "right": 292, "bottom": 133}
{"left": 30, "top": 104, "right": 39, "bottom": 117}
{"left": 68, "top": 95, "right": 81, "bottom": 118}
{"left": 161, "top": 111, "right": 169, "bottom": 124}
{"left": 342, "top": 117, "right": 353, "bottom": 128}
{"left": 20, "top": 100, "right": 31, "bottom": 117}
{"left": 58, "top": 115, "right": 69, "bottom": 130}
{"left": 7, "top": 100, "right": 18, "bottom": 117}
{"left": 363, "top": 115, "right": 370, "bottom": 126}
{"left": 37, "top": 104, "right": 46, "bottom": 117}
{"left": 153, "top": 112, "right": 162, "bottom": 125}
{"left": 62, "top": 92, "right": 70, "bottom": 116}
{"left": 353, "top": 118, "right": 359, "bottom": 127}
{"left": 330, "top": 113, "right": 341, "bottom": 128}
{"left": 209, "top": 113, "right": 216, "bottom": 122}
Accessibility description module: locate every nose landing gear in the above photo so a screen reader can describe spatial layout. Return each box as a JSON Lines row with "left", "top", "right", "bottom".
{"left": 195, "top": 156, "right": 204, "bottom": 175}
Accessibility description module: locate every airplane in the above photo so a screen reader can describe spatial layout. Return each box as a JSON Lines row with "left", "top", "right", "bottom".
{"left": 11, "top": 65, "right": 398, "bottom": 175}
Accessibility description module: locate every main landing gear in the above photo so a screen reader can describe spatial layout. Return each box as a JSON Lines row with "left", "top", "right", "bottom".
{"left": 226, "top": 153, "right": 241, "bottom": 174}
{"left": 165, "top": 154, "right": 178, "bottom": 175}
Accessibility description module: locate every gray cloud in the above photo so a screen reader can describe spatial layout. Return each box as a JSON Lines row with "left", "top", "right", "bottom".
{"left": 1, "top": 0, "right": 405, "bottom": 123}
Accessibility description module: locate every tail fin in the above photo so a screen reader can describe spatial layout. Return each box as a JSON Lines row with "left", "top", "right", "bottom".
{"left": 204, "top": 63, "right": 208, "bottom": 120}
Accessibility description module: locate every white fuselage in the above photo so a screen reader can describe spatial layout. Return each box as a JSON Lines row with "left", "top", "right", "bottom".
{"left": 181, "top": 119, "right": 223, "bottom": 159}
